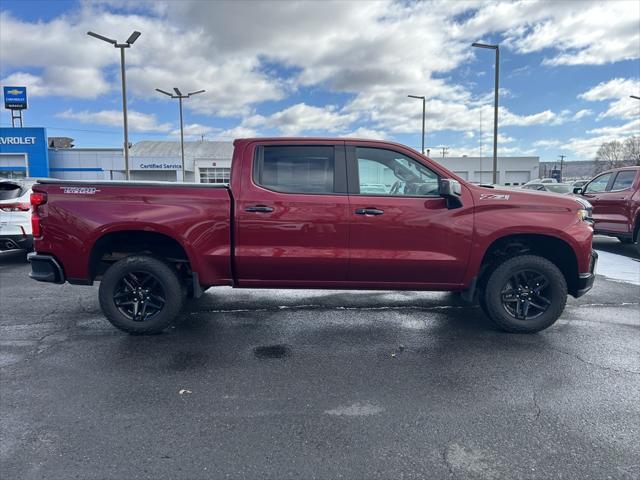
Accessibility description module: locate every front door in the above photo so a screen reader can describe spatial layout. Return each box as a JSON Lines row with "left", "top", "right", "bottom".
{"left": 582, "top": 171, "right": 617, "bottom": 233}
{"left": 234, "top": 142, "right": 350, "bottom": 286}
{"left": 346, "top": 144, "right": 474, "bottom": 287}
{"left": 588, "top": 169, "right": 638, "bottom": 234}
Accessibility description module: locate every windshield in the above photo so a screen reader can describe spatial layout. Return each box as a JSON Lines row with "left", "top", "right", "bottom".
{"left": 545, "top": 184, "right": 572, "bottom": 194}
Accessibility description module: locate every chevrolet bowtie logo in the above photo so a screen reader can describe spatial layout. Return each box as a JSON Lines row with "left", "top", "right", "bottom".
{"left": 6, "top": 89, "right": 23, "bottom": 95}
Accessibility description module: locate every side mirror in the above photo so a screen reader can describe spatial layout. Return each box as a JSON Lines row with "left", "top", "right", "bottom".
{"left": 439, "top": 178, "right": 463, "bottom": 209}
{"left": 573, "top": 187, "right": 583, "bottom": 195}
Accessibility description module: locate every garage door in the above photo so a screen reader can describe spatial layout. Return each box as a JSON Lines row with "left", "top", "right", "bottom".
{"left": 504, "top": 171, "right": 531, "bottom": 186}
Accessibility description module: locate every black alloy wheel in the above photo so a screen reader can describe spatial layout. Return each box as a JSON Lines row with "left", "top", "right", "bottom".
{"left": 99, "top": 255, "right": 185, "bottom": 334}
{"left": 113, "top": 271, "right": 166, "bottom": 322}
{"left": 480, "top": 254, "right": 567, "bottom": 333}
{"left": 500, "top": 270, "right": 551, "bottom": 320}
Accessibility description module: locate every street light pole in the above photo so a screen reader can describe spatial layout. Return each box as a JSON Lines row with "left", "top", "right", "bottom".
{"left": 472, "top": 42, "right": 500, "bottom": 184}
{"left": 156, "top": 88, "right": 206, "bottom": 181}
{"left": 408, "top": 95, "right": 426, "bottom": 154}
{"left": 631, "top": 95, "right": 640, "bottom": 100}
{"left": 87, "top": 30, "right": 141, "bottom": 180}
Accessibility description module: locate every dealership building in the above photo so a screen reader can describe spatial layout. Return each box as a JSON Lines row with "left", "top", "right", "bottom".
{"left": 1, "top": 127, "right": 538, "bottom": 186}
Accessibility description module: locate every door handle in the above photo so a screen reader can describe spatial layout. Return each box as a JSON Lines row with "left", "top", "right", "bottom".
{"left": 245, "top": 205, "right": 274, "bottom": 213}
{"left": 355, "top": 208, "right": 384, "bottom": 216}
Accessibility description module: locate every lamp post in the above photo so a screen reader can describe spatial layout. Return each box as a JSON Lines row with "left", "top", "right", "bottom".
{"left": 87, "top": 30, "right": 141, "bottom": 180}
{"left": 472, "top": 42, "right": 500, "bottom": 184}
{"left": 408, "top": 95, "right": 426, "bottom": 154}
{"left": 156, "top": 88, "right": 205, "bottom": 181}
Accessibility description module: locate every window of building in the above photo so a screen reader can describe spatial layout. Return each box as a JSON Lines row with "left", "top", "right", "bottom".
{"left": 255, "top": 145, "right": 336, "bottom": 194}
{"left": 355, "top": 147, "right": 439, "bottom": 196}
{"left": 199, "top": 167, "right": 230, "bottom": 184}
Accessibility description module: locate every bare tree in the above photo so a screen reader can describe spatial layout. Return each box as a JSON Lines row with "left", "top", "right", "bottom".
{"left": 595, "top": 140, "right": 625, "bottom": 171}
{"left": 622, "top": 136, "right": 640, "bottom": 165}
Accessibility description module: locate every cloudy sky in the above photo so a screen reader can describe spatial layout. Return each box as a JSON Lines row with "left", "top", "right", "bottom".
{"left": 1, "top": 0, "right": 639, "bottom": 160}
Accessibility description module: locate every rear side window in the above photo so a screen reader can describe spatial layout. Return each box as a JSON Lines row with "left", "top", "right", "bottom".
{"left": 255, "top": 146, "right": 336, "bottom": 194}
{"left": 610, "top": 170, "right": 636, "bottom": 191}
{"left": 0, "top": 183, "right": 22, "bottom": 200}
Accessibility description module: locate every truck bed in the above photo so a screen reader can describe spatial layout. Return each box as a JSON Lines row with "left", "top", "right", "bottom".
{"left": 32, "top": 179, "right": 233, "bottom": 286}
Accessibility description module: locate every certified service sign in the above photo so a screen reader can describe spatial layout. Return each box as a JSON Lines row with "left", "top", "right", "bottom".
{"left": 3, "top": 86, "right": 28, "bottom": 110}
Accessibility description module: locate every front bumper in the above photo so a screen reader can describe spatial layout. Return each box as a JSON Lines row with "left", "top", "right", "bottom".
{"left": 28, "top": 253, "right": 65, "bottom": 284}
{"left": 575, "top": 250, "right": 598, "bottom": 298}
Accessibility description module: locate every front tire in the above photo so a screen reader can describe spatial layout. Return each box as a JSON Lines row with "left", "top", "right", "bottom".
{"left": 481, "top": 255, "right": 567, "bottom": 333}
{"left": 98, "top": 255, "right": 184, "bottom": 334}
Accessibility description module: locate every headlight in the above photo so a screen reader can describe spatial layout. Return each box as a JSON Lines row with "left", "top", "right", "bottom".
{"left": 577, "top": 208, "right": 593, "bottom": 224}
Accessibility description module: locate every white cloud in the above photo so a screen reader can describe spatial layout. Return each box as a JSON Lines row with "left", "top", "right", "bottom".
{"left": 237, "top": 103, "right": 358, "bottom": 136}
{"left": 574, "top": 109, "right": 593, "bottom": 120}
{"left": 579, "top": 78, "right": 640, "bottom": 101}
{"left": 57, "top": 109, "right": 172, "bottom": 132}
{"left": 533, "top": 139, "right": 562, "bottom": 148}
{"left": 579, "top": 78, "right": 640, "bottom": 120}
{"left": 169, "top": 123, "right": 218, "bottom": 140}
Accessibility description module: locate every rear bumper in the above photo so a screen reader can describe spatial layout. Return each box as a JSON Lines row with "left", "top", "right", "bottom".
{"left": 28, "top": 253, "right": 65, "bottom": 284}
{"left": 575, "top": 250, "right": 598, "bottom": 298}
{"left": 0, "top": 234, "right": 33, "bottom": 251}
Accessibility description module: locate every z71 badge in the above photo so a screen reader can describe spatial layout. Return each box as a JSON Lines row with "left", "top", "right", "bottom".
{"left": 60, "top": 187, "right": 101, "bottom": 195}
{"left": 479, "top": 193, "right": 510, "bottom": 200}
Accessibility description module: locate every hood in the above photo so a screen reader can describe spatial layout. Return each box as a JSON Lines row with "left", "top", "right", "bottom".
{"left": 471, "top": 185, "right": 591, "bottom": 211}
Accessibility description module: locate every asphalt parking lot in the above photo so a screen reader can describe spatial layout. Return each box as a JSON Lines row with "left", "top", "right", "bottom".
{"left": 1, "top": 239, "right": 639, "bottom": 480}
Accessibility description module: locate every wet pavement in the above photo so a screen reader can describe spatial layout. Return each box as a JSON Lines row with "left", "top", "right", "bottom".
{"left": 1, "top": 244, "right": 639, "bottom": 480}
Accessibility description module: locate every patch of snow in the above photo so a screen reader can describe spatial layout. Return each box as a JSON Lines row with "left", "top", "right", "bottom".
{"left": 594, "top": 250, "right": 640, "bottom": 285}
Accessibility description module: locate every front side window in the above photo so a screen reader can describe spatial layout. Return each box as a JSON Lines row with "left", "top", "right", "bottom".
{"left": 610, "top": 170, "right": 637, "bottom": 191}
{"left": 584, "top": 173, "right": 612, "bottom": 194}
{"left": 356, "top": 147, "right": 439, "bottom": 196}
{"left": 255, "top": 146, "right": 335, "bottom": 194}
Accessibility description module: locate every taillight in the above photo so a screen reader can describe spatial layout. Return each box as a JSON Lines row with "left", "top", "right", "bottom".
{"left": 30, "top": 192, "right": 47, "bottom": 207}
{"left": 30, "top": 192, "right": 47, "bottom": 238}
{"left": 0, "top": 202, "right": 30, "bottom": 212}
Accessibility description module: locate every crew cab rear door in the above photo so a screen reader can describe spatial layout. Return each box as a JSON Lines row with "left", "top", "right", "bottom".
{"left": 345, "top": 143, "right": 473, "bottom": 286}
{"left": 234, "top": 141, "right": 349, "bottom": 286}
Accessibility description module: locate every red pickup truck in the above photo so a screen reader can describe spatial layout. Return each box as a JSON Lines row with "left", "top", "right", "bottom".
{"left": 573, "top": 166, "right": 640, "bottom": 249}
{"left": 28, "top": 138, "right": 597, "bottom": 334}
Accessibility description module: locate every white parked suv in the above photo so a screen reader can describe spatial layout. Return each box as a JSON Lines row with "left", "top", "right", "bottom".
{"left": 0, "top": 178, "right": 36, "bottom": 252}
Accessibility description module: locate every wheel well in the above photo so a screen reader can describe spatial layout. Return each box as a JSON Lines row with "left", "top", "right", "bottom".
{"left": 89, "top": 230, "right": 191, "bottom": 282}
{"left": 478, "top": 234, "right": 579, "bottom": 296}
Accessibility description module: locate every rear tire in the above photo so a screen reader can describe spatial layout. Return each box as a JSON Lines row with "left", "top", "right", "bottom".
{"left": 480, "top": 255, "right": 567, "bottom": 333}
{"left": 98, "top": 255, "right": 184, "bottom": 334}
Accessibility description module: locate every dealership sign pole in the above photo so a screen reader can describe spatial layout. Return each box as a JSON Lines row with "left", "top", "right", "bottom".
{"left": 3, "top": 86, "right": 28, "bottom": 127}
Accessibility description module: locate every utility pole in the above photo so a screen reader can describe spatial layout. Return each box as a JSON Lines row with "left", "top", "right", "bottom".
{"left": 87, "top": 30, "right": 141, "bottom": 180}
{"left": 156, "top": 88, "right": 206, "bottom": 181}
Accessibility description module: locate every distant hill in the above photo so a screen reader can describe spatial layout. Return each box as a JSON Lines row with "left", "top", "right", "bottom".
{"left": 540, "top": 160, "right": 637, "bottom": 180}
